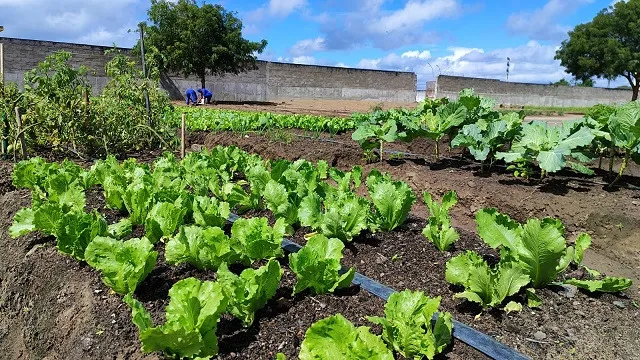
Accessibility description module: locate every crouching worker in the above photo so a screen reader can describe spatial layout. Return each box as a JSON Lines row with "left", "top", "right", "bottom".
{"left": 197, "top": 88, "right": 213, "bottom": 104}
{"left": 185, "top": 88, "right": 198, "bottom": 105}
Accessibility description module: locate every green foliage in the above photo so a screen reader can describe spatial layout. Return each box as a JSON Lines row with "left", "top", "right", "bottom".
{"left": 192, "top": 196, "right": 231, "bottom": 228}
{"left": 89, "top": 49, "right": 176, "bottom": 156}
{"left": 143, "top": 0, "right": 267, "bottom": 88}
{"left": 230, "top": 217, "right": 286, "bottom": 263}
{"left": 177, "top": 106, "right": 357, "bottom": 134}
{"left": 555, "top": 0, "right": 640, "bottom": 100}
{"left": 496, "top": 121, "right": 595, "bottom": 178}
{"left": 11, "top": 201, "right": 108, "bottom": 260}
{"left": 165, "top": 226, "right": 238, "bottom": 270}
{"left": 289, "top": 234, "right": 355, "bottom": 295}
{"left": 22, "top": 51, "right": 91, "bottom": 152}
{"left": 299, "top": 314, "right": 393, "bottom": 360}
{"left": 218, "top": 260, "right": 282, "bottom": 327}
{"left": 144, "top": 201, "right": 187, "bottom": 244}
{"left": 352, "top": 116, "right": 403, "bottom": 162}
{"left": 124, "top": 278, "right": 229, "bottom": 359}
{"left": 298, "top": 193, "right": 369, "bottom": 242}
{"left": 446, "top": 251, "right": 530, "bottom": 309}
{"left": 422, "top": 191, "right": 459, "bottom": 252}
{"left": 607, "top": 101, "right": 640, "bottom": 184}
{"left": 107, "top": 218, "right": 133, "bottom": 239}
{"left": 367, "top": 290, "right": 453, "bottom": 360}
{"left": 84, "top": 236, "right": 157, "bottom": 295}
{"left": 476, "top": 209, "right": 632, "bottom": 293}
{"left": 564, "top": 276, "right": 632, "bottom": 293}
{"left": 366, "top": 170, "right": 416, "bottom": 231}
{"left": 451, "top": 112, "right": 522, "bottom": 163}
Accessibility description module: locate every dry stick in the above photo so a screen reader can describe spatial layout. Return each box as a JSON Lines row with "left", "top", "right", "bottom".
{"left": 181, "top": 113, "right": 186, "bottom": 159}
{"left": 12, "top": 123, "right": 39, "bottom": 162}
{"left": 14, "top": 107, "right": 27, "bottom": 160}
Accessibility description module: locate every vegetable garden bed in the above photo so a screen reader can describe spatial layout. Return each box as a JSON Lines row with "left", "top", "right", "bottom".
{"left": 1, "top": 134, "right": 639, "bottom": 359}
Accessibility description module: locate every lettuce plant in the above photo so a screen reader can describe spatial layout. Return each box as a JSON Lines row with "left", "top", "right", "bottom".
{"left": 476, "top": 209, "right": 632, "bottom": 292}
{"left": 368, "top": 290, "right": 453, "bottom": 360}
{"left": 11, "top": 202, "right": 107, "bottom": 261}
{"left": 144, "top": 201, "right": 187, "bottom": 244}
{"left": 422, "top": 190, "right": 459, "bottom": 251}
{"left": 107, "top": 218, "right": 133, "bottom": 239}
{"left": 84, "top": 236, "right": 157, "bottom": 295}
{"left": 446, "top": 250, "right": 530, "bottom": 309}
{"left": 231, "top": 217, "right": 286, "bottom": 263}
{"left": 299, "top": 314, "right": 393, "bottom": 360}
{"left": 411, "top": 102, "right": 467, "bottom": 160}
{"left": 366, "top": 170, "right": 416, "bottom": 232}
{"left": 192, "top": 196, "right": 230, "bottom": 228}
{"left": 124, "top": 278, "right": 229, "bottom": 359}
{"left": 298, "top": 193, "right": 369, "bottom": 242}
{"left": 289, "top": 234, "right": 355, "bottom": 295}
{"left": 218, "top": 260, "right": 282, "bottom": 327}
{"left": 165, "top": 226, "right": 239, "bottom": 270}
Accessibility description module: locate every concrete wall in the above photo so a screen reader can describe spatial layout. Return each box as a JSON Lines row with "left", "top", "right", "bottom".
{"left": 436, "top": 75, "right": 633, "bottom": 107}
{"left": 0, "top": 37, "right": 125, "bottom": 95}
{"left": 0, "top": 36, "right": 417, "bottom": 103}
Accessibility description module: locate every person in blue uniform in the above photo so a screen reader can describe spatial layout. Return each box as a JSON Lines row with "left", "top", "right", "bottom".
{"left": 197, "top": 88, "right": 213, "bottom": 104}
{"left": 185, "top": 88, "right": 198, "bottom": 105}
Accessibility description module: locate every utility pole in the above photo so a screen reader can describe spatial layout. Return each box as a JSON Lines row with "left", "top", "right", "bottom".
{"left": 139, "top": 23, "right": 152, "bottom": 127}
{"left": 506, "top": 57, "right": 510, "bottom": 81}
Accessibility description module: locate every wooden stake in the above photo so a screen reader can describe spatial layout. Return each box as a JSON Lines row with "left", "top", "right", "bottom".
{"left": 14, "top": 107, "right": 27, "bottom": 159}
{"left": 181, "top": 113, "right": 186, "bottom": 159}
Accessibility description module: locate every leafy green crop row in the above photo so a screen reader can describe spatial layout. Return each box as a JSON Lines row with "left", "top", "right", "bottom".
{"left": 352, "top": 90, "right": 640, "bottom": 185}
{"left": 7, "top": 145, "right": 421, "bottom": 359}
{"left": 171, "top": 106, "right": 360, "bottom": 135}
{"left": 6, "top": 145, "right": 633, "bottom": 359}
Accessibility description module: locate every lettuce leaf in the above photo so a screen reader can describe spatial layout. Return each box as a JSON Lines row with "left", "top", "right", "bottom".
{"left": 218, "top": 260, "right": 282, "bottom": 327}
{"left": 85, "top": 236, "right": 157, "bottom": 295}
{"left": 422, "top": 191, "right": 459, "bottom": 251}
{"left": 165, "top": 226, "right": 239, "bottom": 270}
{"left": 366, "top": 170, "right": 416, "bottom": 231}
{"left": 230, "top": 217, "right": 286, "bottom": 263}
{"left": 192, "top": 196, "right": 230, "bottom": 228}
{"left": 299, "top": 314, "right": 393, "bottom": 360}
{"left": 446, "top": 251, "right": 530, "bottom": 308}
{"left": 144, "top": 201, "right": 187, "bottom": 244}
{"left": 367, "top": 290, "right": 452, "bottom": 360}
{"left": 299, "top": 193, "right": 369, "bottom": 242}
{"left": 124, "top": 278, "right": 229, "bottom": 359}
{"left": 289, "top": 234, "right": 355, "bottom": 294}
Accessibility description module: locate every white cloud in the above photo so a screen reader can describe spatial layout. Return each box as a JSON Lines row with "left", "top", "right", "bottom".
{"left": 355, "top": 41, "right": 570, "bottom": 88}
{"left": 289, "top": 37, "right": 326, "bottom": 56}
{"left": 506, "top": 0, "right": 594, "bottom": 41}
{"left": 0, "top": 0, "right": 139, "bottom": 46}
{"left": 401, "top": 50, "right": 432, "bottom": 60}
{"left": 268, "top": 0, "right": 306, "bottom": 17}
{"left": 372, "top": 0, "right": 459, "bottom": 34}
{"left": 317, "top": 0, "right": 459, "bottom": 51}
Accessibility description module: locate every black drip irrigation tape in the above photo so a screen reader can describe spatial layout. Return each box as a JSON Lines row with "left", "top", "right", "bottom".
{"left": 227, "top": 213, "right": 531, "bottom": 360}
{"left": 293, "top": 134, "right": 640, "bottom": 191}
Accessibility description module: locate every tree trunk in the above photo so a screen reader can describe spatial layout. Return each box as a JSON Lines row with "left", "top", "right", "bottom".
{"left": 200, "top": 75, "right": 206, "bottom": 90}
{"left": 633, "top": 84, "right": 639, "bottom": 101}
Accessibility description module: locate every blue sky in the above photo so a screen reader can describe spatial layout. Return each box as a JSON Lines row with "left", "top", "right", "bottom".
{"left": 0, "top": 0, "right": 627, "bottom": 88}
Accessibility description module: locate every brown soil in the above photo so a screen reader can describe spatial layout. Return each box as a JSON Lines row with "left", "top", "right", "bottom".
{"left": 172, "top": 98, "right": 417, "bottom": 118}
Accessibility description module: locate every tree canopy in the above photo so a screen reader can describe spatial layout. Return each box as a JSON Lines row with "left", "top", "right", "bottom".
{"left": 140, "top": 0, "right": 267, "bottom": 89}
{"left": 555, "top": 0, "right": 640, "bottom": 100}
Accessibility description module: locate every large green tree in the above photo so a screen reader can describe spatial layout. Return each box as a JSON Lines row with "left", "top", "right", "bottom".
{"left": 555, "top": 0, "right": 640, "bottom": 100}
{"left": 141, "top": 0, "right": 267, "bottom": 89}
